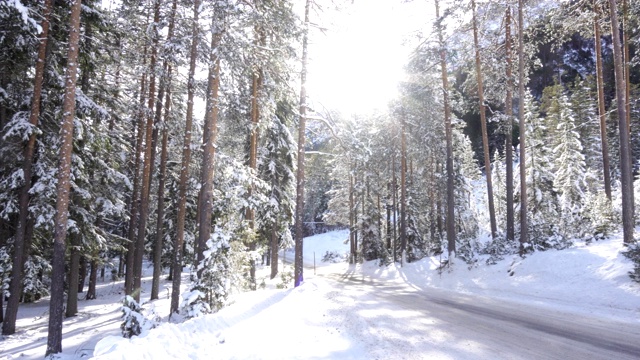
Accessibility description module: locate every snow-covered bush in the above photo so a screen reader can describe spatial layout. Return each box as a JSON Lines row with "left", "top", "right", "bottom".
{"left": 584, "top": 191, "right": 614, "bottom": 243}
{"left": 622, "top": 243, "right": 640, "bottom": 283}
{"left": 189, "top": 227, "right": 232, "bottom": 313}
{"left": 120, "top": 296, "right": 156, "bottom": 338}
{"left": 321, "top": 250, "right": 343, "bottom": 263}
{"left": 276, "top": 268, "right": 294, "bottom": 289}
{"left": 482, "top": 235, "right": 519, "bottom": 265}
{"left": 22, "top": 254, "right": 51, "bottom": 302}
{"left": 178, "top": 289, "right": 211, "bottom": 319}
{"left": 0, "top": 247, "right": 10, "bottom": 300}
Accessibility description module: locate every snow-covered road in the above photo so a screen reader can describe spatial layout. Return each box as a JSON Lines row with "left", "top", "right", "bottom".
{"left": 5, "top": 230, "right": 640, "bottom": 359}
{"left": 318, "top": 270, "right": 640, "bottom": 359}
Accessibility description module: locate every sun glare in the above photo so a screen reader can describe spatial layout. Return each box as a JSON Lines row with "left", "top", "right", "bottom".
{"left": 306, "top": 0, "right": 432, "bottom": 116}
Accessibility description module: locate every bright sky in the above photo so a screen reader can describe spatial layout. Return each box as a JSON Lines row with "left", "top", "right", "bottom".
{"left": 305, "top": 0, "right": 434, "bottom": 116}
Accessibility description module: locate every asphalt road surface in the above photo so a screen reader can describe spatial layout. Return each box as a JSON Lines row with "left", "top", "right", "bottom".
{"left": 320, "top": 270, "right": 640, "bottom": 359}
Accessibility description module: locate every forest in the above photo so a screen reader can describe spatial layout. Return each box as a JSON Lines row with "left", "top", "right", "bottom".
{"left": 0, "top": 0, "right": 639, "bottom": 357}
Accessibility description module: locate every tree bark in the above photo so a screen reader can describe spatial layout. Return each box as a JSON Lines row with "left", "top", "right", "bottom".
{"left": 2, "top": 0, "right": 53, "bottom": 336}
{"left": 245, "top": 15, "right": 264, "bottom": 288}
{"left": 471, "top": 0, "right": 497, "bottom": 239}
{"left": 151, "top": 86, "right": 170, "bottom": 300}
{"left": 197, "top": 18, "right": 224, "bottom": 284}
{"left": 400, "top": 115, "right": 407, "bottom": 264}
{"left": 392, "top": 154, "right": 398, "bottom": 261}
{"left": 86, "top": 258, "right": 98, "bottom": 300}
{"left": 270, "top": 226, "right": 278, "bottom": 279}
{"left": 78, "top": 256, "right": 87, "bottom": 293}
{"left": 133, "top": 0, "right": 162, "bottom": 302}
{"left": 66, "top": 235, "right": 80, "bottom": 317}
{"left": 623, "top": 0, "right": 631, "bottom": 135}
{"left": 622, "top": 0, "right": 633, "bottom": 209}
{"left": 294, "top": 0, "right": 310, "bottom": 287}
{"left": 151, "top": 0, "right": 178, "bottom": 301}
{"left": 386, "top": 182, "right": 392, "bottom": 251}
{"left": 171, "top": 0, "right": 201, "bottom": 315}
{"left": 505, "top": 5, "right": 515, "bottom": 241}
{"left": 125, "top": 50, "right": 148, "bottom": 296}
{"left": 435, "top": 0, "right": 456, "bottom": 257}
{"left": 608, "top": 0, "right": 634, "bottom": 244}
{"left": 594, "top": 1, "right": 612, "bottom": 200}
{"left": 518, "top": 0, "right": 528, "bottom": 254}
{"left": 46, "top": 0, "right": 83, "bottom": 353}
{"left": 349, "top": 171, "right": 355, "bottom": 264}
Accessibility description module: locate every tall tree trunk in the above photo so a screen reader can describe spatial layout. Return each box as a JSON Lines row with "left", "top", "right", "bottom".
{"left": 0, "top": 72, "right": 7, "bottom": 129}
{"left": 294, "top": 0, "right": 310, "bottom": 287}
{"left": 125, "top": 10, "right": 152, "bottom": 295}
{"left": 349, "top": 171, "right": 355, "bottom": 264}
{"left": 197, "top": 19, "right": 224, "bottom": 282}
{"left": 608, "top": 0, "right": 634, "bottom": 244}
{"left": 78, "top": 256, "right": 87, "bottom": 293}
{"left": 472, "top": 0, "right": 497, "bottom": 239}
{"left": 46, "top": 0, "right": 82, "bottom": 353}
{"left": 400, "top": 115, "right": 407, "bottom": 264}
{"left": 151, "top": 86, "right": 170, "bottom": 300}
{"left": 435, "top": 0, "right": 456, "bottom": 257}
{"left": 133, "top": 0, "right": 162, "bottom": 301}
{"left": 386, "top": 182, "right": 392, "bottom": 251}
{"left": 518, "top": 0, "right": 528, "bottom": 254}
{"left": 245, "top": 43, "right": 263, "bottom": 290}
{"left": 594, "top": 1, "right": 612, "bottom": 200}
{"left": 145, "top": 58, "right": 166, "bottom": 292}
{"left": 118, "top": 251, "right": 124, "bottom": 278}
{"left": 436, "top": 160, "right": 443, "bottom": 239}
{"left": 392, "top": 154, "right": 397, "bottom": 261}
{"left": 0, "top": 270, "right": 3, "bottom": 323}
{"left": 361, "top": 181, "right": 366, "bottom": 260}
{"left": 377, "top": 193, "right": 382, "bottom": 254}
{"left": 151, "top": 0, "right": 178, "bottom": 301}
{"left": 270, "top": 225, "right": 278, "bottom": 279}
{"left": 66, "top": 234, "right": 80, "bottom": 317}
{"left": 505, "top": 5, "right": 515, "bottom": 241}
{"left": 2, "top": 0, "right": 53, "bottom": 336}
{"left": 622, "top": 0, "right": 633, "bottom": 209}
{"left": 86, "top": 257, "right": 98, "bottom": 300}
{"left": 171, "top": 0, "right": 200, "bottom": 315}
{"left": 623, "top": 0, "right": 631, "bottom": 135}
{"left": 125, "top": 50, "right": 148, "bottom": 296}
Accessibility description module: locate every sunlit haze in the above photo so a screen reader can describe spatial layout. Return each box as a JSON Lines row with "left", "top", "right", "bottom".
{"left": 305, "top": 0, "right": 432, "bottom": 116}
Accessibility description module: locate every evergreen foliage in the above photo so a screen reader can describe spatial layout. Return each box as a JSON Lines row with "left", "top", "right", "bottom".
{"left": 622, "top": 242, "right": 640, "bottom": 283}
{"left": 1, "top": 0, "right": 640, "bottom": 348}
{"left": 120, "top": 295, "right": 157, "bottom": 338}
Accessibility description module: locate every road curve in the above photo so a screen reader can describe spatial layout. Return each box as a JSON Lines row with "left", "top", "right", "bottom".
{"left": 319, "top": 270, "right": 640, "bottom": 360}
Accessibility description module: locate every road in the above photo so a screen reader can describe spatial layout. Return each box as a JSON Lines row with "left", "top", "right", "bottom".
{"left": 319, "top": 269, "right": 640, "bottom": 360}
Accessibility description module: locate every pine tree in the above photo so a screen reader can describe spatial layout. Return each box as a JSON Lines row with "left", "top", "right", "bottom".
{"left": 46, "top": 0, "right": 83, "bottom": 353}
{"left": 435, "top": 0, "right": 456, "bottom": 258}
{"left": 504, "top": 3, "right": 515, "bottom": 242}
{"left": 471, "top": 0, "right": 497, "bottom": 240}
{"left": 553, "top": 91, "right": 587, "bottom": 239}
{"left": 257, "top": 101, "right": 296, "bottom": 279}
{"left": 294, "top": 0, "right": 310, "bottom": 287}
{"left": 2, "top": 0, "right": 53, "bottom": 336}
{"left": 594, "top": 0, "right": 612, "bottom": 199}
{"left": 608, "top": 0, "right": 635, "bottom": 244}
{"left": 522, "top": 91, "right": 563, "bottom": 250}
{"left": 517, "top": 0, "right": 528, "bottom": 254}
{"left": 171, "top": 0, "right": 201, "bottom": 316}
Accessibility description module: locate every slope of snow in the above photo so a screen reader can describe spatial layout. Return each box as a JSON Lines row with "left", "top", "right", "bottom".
{"left": 361, "top": 233, "right": 640, "bottom": 320}
{"left": 2, "top": 228, "right": 639, "bottom": 359}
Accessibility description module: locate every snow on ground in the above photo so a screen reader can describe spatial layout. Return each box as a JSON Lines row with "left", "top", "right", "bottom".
{"left": 361, "top": 234, "right": 640, "bottom": 321}
{"left": 2, "top": 228, "right": 639, "bottom": 359}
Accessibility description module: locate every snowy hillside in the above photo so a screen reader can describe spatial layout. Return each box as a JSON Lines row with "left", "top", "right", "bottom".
{"left": 2, "top": 229, "right": 640, "bottom": 359}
